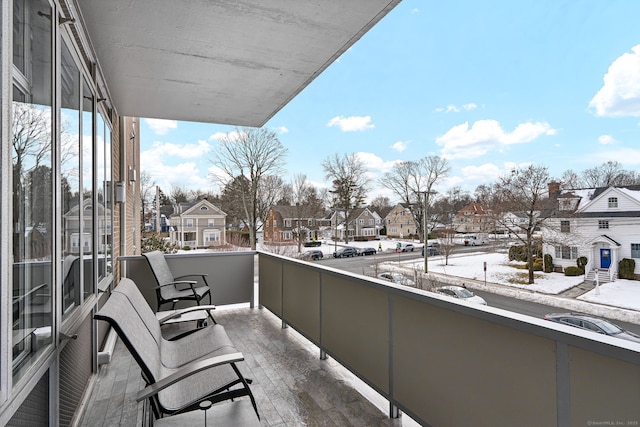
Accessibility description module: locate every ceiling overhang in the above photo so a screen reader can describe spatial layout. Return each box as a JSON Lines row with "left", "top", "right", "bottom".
{"left": 76, "top": 0, "right": 402, "bottom": 127}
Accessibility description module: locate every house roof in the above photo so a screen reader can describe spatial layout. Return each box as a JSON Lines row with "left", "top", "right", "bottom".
{"left": 170, "top": 199, "right": 226, "bottom": 218}
{"left": 75, "top": 1, "right": 401, "bottom": 126}
{"left": 456, "top": 203, "right": 490, "bottom": 216}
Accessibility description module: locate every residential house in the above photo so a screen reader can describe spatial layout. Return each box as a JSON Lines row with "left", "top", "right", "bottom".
{"left": 453, "top": 203, "right": 493, "bottom": 234}
{"left": 263, "top": 205, "right": 322, "bottom": 243}
{"left": 497, "top": 211, "right": 532, "bottom": 235}
{"left": 169, "top": 199, "right": 227, "bottom": 248}
{"left": 542, "top": 185, "right": 640, "bottom": 281}
{"left": 349, "top": 207, "right": 383, "bottom": 240}
{"left": 63, "top": 199, "right": 112, "bottom": 255}
{"left": 385, "top": 203, "right": 419, "bottom": 239}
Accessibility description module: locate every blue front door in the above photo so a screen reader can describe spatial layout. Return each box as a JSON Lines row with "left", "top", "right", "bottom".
{"left": 600, "top": 248, "right": 611, "bottom": 269}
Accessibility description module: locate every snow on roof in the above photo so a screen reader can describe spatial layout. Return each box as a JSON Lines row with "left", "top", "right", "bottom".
{"left": 617, "top": 187, "right": 640, "bottom": 203}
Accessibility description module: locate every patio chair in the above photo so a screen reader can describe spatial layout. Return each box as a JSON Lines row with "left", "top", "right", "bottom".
{"left": 138, "top": 383, "right": 261, "bottom": 427}
{"left": 94, "top": 278, "right": 258, "bottom": 420}
{"left": 142, "top": 251, "right": 212, "bottom": 312}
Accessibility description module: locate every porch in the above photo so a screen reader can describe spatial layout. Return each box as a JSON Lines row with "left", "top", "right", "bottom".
{"left": 80, "top": 306, "right": 414, "bottom": 426}
{"left": 83, "top": 251, "right": 640, "bottom": 426}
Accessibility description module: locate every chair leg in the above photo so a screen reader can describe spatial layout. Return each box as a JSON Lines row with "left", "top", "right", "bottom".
{"left": 230, "top": 363, "right": 259, "bottom": 419}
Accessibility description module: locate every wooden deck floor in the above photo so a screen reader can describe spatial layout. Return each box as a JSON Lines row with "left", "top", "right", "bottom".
{"left": 79, "top": 306, "right": 419, "bottom": 427}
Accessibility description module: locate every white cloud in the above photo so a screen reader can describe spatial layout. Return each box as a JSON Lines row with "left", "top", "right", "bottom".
{"left": 435, "top": 103, "right": 477, "bottom": 113}
{"left": 145, "top": 140, "right": 211, "bottom": 160}
{"left": 391, "top": 140, "right": 409, "bottom": 152}
{"left": 145, "top": 118, "right": 178, "bottom": 135}
{"left": 277, "top": 126, "right": 289, "bottom": 134}
{"left": 327, "top": 115, "right": 374, "bottom": 131}
{"left": 584, "top": 147, "right": 640, "bottom": 166}
{"left": 589, "top": 44, "right": 640, "bottom": 117}
{"left": 209, "top": 130, "right": 242, "bottom": 141}
{"left": 598, "top": 135, "right": 616, "bottom": 145}
{"left": 460, "top": 163, "right": 504, "bottom": 182}
{"left": 435, "top": 119, "right": 556, "bottom": 159}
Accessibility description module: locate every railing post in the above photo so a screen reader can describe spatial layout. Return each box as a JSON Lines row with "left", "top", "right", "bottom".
{"left": 389, "top": 403, "right": 400, "bottom": 418}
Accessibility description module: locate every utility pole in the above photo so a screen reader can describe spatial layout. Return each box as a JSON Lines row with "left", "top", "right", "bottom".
{"left": 423, "top": 191, "right": 428, "bottom": 274}
{"left": 155, "top": 185, "right": 160, "bottom": 233}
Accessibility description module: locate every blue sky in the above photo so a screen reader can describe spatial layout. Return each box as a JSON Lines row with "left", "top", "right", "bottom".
{"left": 140, "top": 0, "right": 640, "bottom": 203}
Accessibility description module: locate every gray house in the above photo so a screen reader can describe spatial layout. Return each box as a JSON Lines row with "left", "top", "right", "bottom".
{"left": 169, "top": 199, "right": 227, "bottom": 248}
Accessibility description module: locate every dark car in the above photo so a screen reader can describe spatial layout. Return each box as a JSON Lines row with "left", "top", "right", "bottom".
{"left": 303, "top": 240, "right": 322, "bottom": 247}
{"left": 543, "top": 313, "right": 640, "bottom": 344}
{"left": 422, "top": 243, "right": 440, "bottom": 256}
{"left": 300, "top": 250, "right": 323, "bottom": 261}
{"left": 358, "top": 247, "right": 377, "bottom": 256}
{"left": 333, "top": 247, "right": 358, "bottom": 258}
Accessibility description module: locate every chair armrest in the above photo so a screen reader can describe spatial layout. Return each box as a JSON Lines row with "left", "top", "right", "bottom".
{"left": 174, "top": 273, "right": 208, "bottom": 280}
{"left": 154, "top": 280, "right": 197, "bottom": 290}
{"left": 136, "top": 352, "right": 244, "bottom": 402}
{"left": 157, "top": 305, "right": 217, "bottom": 324}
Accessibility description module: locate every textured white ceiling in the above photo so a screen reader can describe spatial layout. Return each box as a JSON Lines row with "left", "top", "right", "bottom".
{"left": 78, "top": 0, "right": 402, "bottom": 126}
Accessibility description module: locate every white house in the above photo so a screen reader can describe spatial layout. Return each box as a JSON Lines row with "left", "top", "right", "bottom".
{"left": 542, "top": 185, "right": 640, "bottom": 282}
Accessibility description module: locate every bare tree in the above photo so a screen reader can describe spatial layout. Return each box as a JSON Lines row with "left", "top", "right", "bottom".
{"left": 489, "top": 165, "right": 554, "bottom": 284}
{"left": 436, "top": 229, "right": 458, "bottom": 266}
{"left": 322, "top": 153, "right": 370, "bottom": 244}
{"left": 432, "top": 186, "right": 472, "bottom": 231}
{"left": 256, "top": 174, "right": 286, "bottom": 233}
{"left": 369, "top": 195, "right": 393, "bottom": 219}
{"left": 139, "top": 171, "right": 156, "bottom": 227}
{"left": 169, "top": 185, "right": 192, "bottom": 205}
{"left": 559, "top": 169, "right": 581, "bottom": 190}
{"left": 210, "top": 127, "right": 287, "bottom": 249}
{"left": 379, "top": 155, "right": 450, "bottom": 242}
{"left": 291, "top": 174, "right": 310, "bottom": 253}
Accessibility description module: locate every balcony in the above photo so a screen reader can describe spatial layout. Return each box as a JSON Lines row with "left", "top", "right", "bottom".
{"left": 83, "top": 251, "right": 640, "bottom": 426}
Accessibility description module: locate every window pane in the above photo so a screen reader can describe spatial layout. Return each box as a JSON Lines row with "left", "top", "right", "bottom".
{"left": 631, "top": 244, "right": 640, "bottom": 259}
{"left": 99, "top": 117, "right": 113, "bottom": 276}
{"left": 82, "top": 78, "right": 95, "bottom": 294}
{"left": 11, "top": 0, "right": 53, "bottom": 382}
{"left": 61, "top": 40, "right": 81, "bottom": 317}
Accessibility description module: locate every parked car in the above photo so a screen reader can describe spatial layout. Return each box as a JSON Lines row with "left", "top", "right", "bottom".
{"left": 378, "top": 272, "right": 415, "bottom": 287}
{"left": 434, "top": 286, "right": 487, "bottom": 305}
{"left": 459, "top": 234, "right": 485, "bottom": 246}
{"left": 543, "top": 313, "right": 640, "bottom": 343}
{"left": 300, "top": 250, "right": 323, "bottom": 261}
{"left": 400, "top": 243, "right": 415, "bottom": 252}
{"left": 358, "top": 247, "right": 377, "bottom": 256}
{"left": 422, "top": 243, "right": 440, "bottom": 256}
{"left": 303, "top": 240, "right": 322, "bottom": 247}
{"left": 333, "top": 247, "right": 358, "bottom": 258}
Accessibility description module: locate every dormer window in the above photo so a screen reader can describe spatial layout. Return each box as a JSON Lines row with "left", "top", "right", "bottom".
{"left": 200, "top": 206, "right": 209, "bottom": 211}
{"left": 608, "top": 197, "right": 618, "bottom": 208}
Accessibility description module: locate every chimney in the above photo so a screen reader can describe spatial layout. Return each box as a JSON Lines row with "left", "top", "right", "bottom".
{"left": 548, "top": 181, "right": 560, "bottom": 197}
